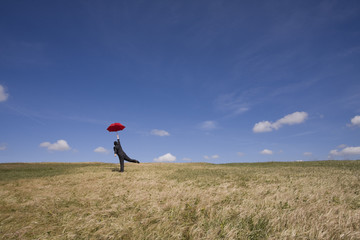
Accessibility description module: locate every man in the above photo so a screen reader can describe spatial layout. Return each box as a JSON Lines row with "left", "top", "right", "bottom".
{"left": 113, "top": 134, "right": 140, "bottom": 172}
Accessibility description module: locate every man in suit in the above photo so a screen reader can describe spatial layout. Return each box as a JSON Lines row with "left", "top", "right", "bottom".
{"left": 113, "top": 135, "right": 139, "bottom": 172}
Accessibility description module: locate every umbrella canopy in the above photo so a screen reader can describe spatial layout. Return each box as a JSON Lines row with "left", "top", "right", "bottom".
{"left": 107, "top": 123, "right": 126, "bottom": 132}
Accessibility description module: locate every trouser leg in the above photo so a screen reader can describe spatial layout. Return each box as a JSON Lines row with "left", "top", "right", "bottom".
{"left": 124, "top": 153, "right": 139, "bottom": 163}
{"left": 118, "top": 155, "right": 124, "bottom": 172}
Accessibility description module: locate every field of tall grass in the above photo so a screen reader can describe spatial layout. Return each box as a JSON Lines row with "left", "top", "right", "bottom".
{"left": 0, "top": 160, "right": 359, "bottom": 239}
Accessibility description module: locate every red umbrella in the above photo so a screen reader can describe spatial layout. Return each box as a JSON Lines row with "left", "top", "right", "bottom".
{"left": 107, "top": 123, "right": 126, "bottom": 132}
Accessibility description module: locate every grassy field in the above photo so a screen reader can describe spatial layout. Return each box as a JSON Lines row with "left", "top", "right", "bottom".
{"left": 0, "top": 161, "right": 359, "bottom": 239}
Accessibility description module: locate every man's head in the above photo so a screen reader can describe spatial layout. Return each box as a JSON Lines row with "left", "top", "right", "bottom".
{"left": 114, "top": 141, "right": 118, "bottom": 146}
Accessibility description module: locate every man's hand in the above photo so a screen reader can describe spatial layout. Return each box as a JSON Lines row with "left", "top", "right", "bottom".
{"left": 114, "top": 154, "right": 117, "bottom": 157}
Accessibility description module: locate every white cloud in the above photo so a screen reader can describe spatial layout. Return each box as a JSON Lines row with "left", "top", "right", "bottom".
{"left": 151, "top": 129, "right": 170, "bottom": 136}
{"left": 0, "top": 144, "right": 7, "bottom": 151}
{"left": 253, "top": 112, "right": 308, "bottom": 133}
{"left": 329, "top": 146, "right": 360, "bottom": 156}
{"left": 182, "top": 157, "right": 192, "bottom": 161}
{"left": 154, "top": 153, "right": 176, "bottom": 162}
{"left": 204, "top": 154, "right": 219, "bottom": 159}
{"left": 342, "top": 147, "right": 360, "bottom": 155}
{"left": 273, "top": 112, "right": 308, "bottom": 128}
{"left": 237, "top": 152, "right": 244, "bottom": 157}
{"left": 303, "top": 152, "right": 312, "bottom": 156}
{"left": 253, "top": 121, "right": 273, "bottom": 133}
{"left": 261, "top": 149, "right": 273, "bottom": 155}
{"left": 348, "top": 115, "right": 360, "bottom": 127}
{"left": 200, "top": 121, "right": 217, "bottom": 130}
{"left": 94, "top": 146, "right": 108, "bottom": 154}
{"left": 0, "top": 85, "right": 9, "bottom": 102}
{"left": 329, "top": 150, "right": 338, "bottom": 156}
{"left": 40, "top": 140, "right": 71, "bottom": 151}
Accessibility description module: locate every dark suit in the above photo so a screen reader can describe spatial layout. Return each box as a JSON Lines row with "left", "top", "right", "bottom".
{"left": 113, "top": 139, "right": 138, "bottom": 172}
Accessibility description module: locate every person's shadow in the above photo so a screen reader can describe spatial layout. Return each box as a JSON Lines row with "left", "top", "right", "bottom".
{"left": 103, "top": 166, "right": 120, "bottom": 172}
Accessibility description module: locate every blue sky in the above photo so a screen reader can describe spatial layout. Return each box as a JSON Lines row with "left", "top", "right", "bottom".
{"left": 1, "top": 0, "right": 360, "bottom": 164}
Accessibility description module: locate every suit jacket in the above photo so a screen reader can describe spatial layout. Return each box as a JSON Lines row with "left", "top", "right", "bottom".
{"left": 114, "top": 139, "right": 125, "bottom": 156}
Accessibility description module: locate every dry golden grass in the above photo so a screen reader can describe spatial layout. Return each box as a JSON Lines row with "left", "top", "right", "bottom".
{"left": 0, "top": 161, "right": 360, "bottom": 239}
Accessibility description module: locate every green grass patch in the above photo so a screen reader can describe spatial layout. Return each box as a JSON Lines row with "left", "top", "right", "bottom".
{"left": 0, "top": 162, "right": 113, "bottom": 182}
